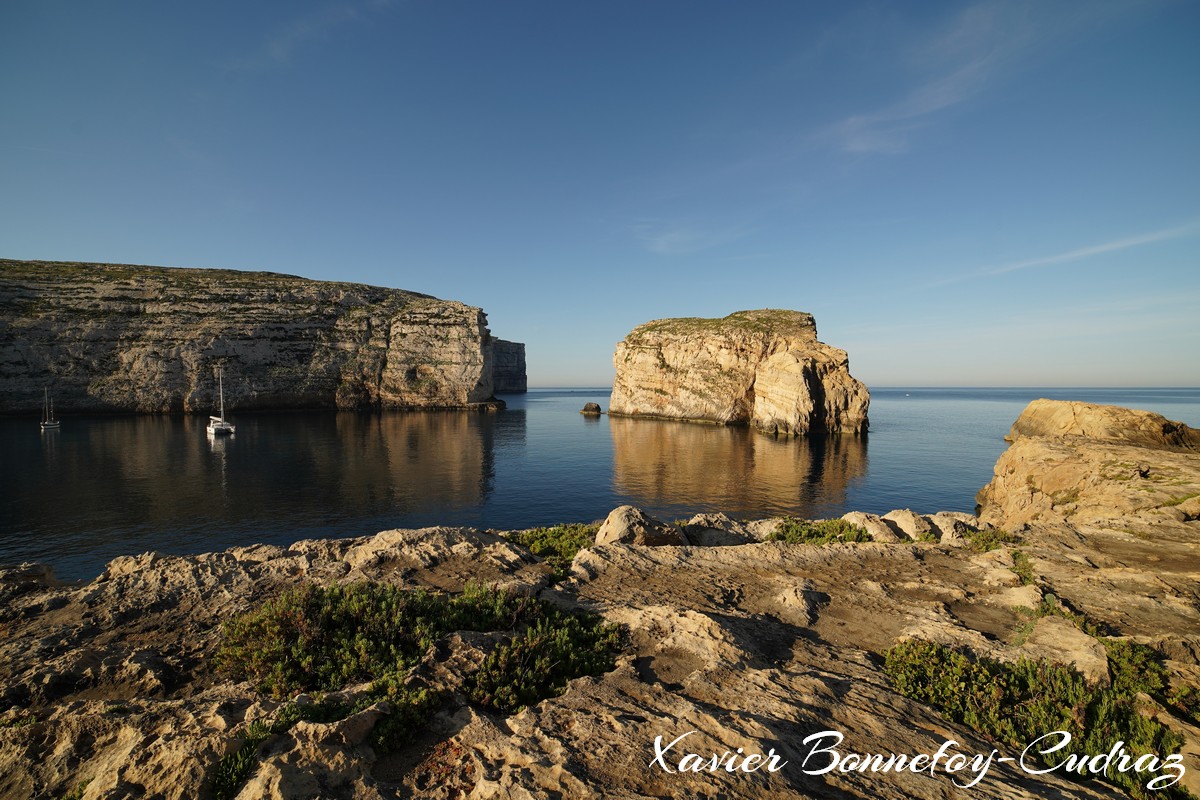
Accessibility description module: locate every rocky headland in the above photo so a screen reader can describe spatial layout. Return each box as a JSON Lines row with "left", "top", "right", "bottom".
{"left": 489, "top": 340, "right": 527, "bottom": 394}
{"left": 0, "top": 260, "right": 525, "bottom": 414}
{"left": 1, "top": 399, "right": 1198, "bottom": 799}
{"left": 608, "top": 309, "right": 869, "bottom": 436}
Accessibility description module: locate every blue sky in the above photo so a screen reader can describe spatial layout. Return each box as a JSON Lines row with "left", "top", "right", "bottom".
{"left": 2, "top": 1, "right": 1197, "bottom": 387}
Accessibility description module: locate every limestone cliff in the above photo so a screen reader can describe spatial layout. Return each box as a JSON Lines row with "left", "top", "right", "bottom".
{"left": 0, "top": 259, "right": 526, "bottom": 413}
{"left": 491, "top": 339, "right": 527, "bottom": 393}
{"left": 1004, "top": 398, "right": 1200, "bottom": 450}
{"left": 609, "top": 309, "right": 869, "bottom": 435}
{"left": 977, "top": 399, "right": 1200, "bottom": 530}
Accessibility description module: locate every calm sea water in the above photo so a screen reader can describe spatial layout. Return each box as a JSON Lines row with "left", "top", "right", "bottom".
{"left": 2, "top": 388, "right": 1198, "bottom": 582}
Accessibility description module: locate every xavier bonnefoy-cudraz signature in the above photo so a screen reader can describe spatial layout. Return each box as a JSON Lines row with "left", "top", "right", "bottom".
{"left": 649, "top": 729, "right": 1186, "bottom": 790}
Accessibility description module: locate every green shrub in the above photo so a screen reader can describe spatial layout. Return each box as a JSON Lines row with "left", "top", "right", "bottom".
{"left": 1010, "top": 549, "right": 1036, "bottom": 585}
{"left": 215, "top": 581, "right": 542, "bottom": 698}
{"left": 355, "top": 677, "right": 444, "bottom": 754}
{"left": 59, "top": 780, "right": 91, "bottom": 800}
{"left": 766, "top": 517, "right": 871, "bottom": 545}
{"left": 210, "top": 685, "right": 444, "bottom": 799}
{"left": 211, "top": 734, "right": 265, "bottom": 800}
{"left": 1104, "top": 638, "right": 1169, "bottom": 697}
{"left": 211, "top": 580, "right": 624, "bottom": 797}
{"left": 883, "top": 639, "right": 1187, "bottom": 800}
{"left": 467, "top": 610, "right": 625, "bottom": 715}
{"left": 211, "top": 708, "right": 305, "bottom": 800}
{"left": 506, "top": 523, "right": 598, "bottom": 581}
{"left": 1168, "top": 686, "right": 1200, "bottom": 722}
{"left": 1012, "top": 592, "right": 1112, "bottom": 645}
{"left": 962, "top": 527, "right": 1020, "bottom": 552}
{"left": 0, "top": 714, "right": 35, "bottom": 729}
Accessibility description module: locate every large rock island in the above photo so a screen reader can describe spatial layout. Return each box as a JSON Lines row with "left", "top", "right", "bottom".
{"left": 608, "top": 309, "right": 869, "bottom": 435}
{"left": 0, "top": 259, "right": 525, "bottom": 413}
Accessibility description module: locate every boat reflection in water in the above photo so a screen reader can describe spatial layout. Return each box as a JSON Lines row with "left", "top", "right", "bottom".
{"left": 1, "top": 409, "right": 519, "bottom": 581}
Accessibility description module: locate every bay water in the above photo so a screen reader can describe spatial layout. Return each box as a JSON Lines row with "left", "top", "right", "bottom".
{"left": 2, "top": 387, "right": 1197, "bottom": 582}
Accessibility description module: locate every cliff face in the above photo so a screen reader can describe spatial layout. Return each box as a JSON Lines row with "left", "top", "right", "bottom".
{"left": 491, "top": 339, "right": 527, "bottom": 393}
{"left": 0, "top": 260, "right": 526, "bottom": 413}
{"left": 977, "top": 399, "right": 1200, "bottom": 530}
{"left": 609, "top": 309, "right": 868, "bottom": 435}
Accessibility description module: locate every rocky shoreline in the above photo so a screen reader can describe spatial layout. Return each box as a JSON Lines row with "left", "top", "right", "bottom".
{"left": 2, "top": 399, "right": 1198, "bottom": 799}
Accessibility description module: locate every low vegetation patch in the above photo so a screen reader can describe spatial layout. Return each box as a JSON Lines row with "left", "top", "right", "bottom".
{"left": 767, "top": 517, "right": 872, "bottom": 545}
{"left": 59, "top": 780, "right": 91, "bottom": 800}
{"left": 212, "top": 580, "right": 623, "bottom": 799}
{"left": 1169, "top": 686, "right": 1200, "bottom": 721}
{"left": 505, "top": 523, "right": 598, "bottom": 581}
{"left": 1012, "top": 592, "right": 1112, "bottom": 644}
{"left": 961, "top": 527, "right": 1020, "bottom": 552}
{"left": 884, "top": 640, "right": 1187, "bottom": 800}
{"left": 0, "top": 714, "right": 36, "bottom": 729}
{"left": 467, "top": 610, "right": 625, "bottom": 714}
{"left": 216, "top": 581, "right": 535, "bottom": 698}
{"left": 1009, "top": 549, "right": 1036, "bottom": 585}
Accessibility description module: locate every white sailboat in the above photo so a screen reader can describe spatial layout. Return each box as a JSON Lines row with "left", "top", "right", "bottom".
{"left": 40, "top": 387, "right": 60, "bottom": 431}
{"left": 207, "top": 367, "right": 235, "bottom": 436}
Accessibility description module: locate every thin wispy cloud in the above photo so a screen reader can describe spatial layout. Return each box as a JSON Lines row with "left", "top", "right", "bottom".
{"left": 634, "top": 221, "right": 753, "bottom": 256}
{"left": 985, "top": 220, "right": 1200, "bottom": 276}
{"left": 835, "top": 56, "right": 995, "bottom": 154}
{"left": 826, "top": 2, "right": 1107, "bottom": 155}
{"left": 930, "top": 219, "right": 1200, "bottom": 287}
{"left": 228, "top": 1, "right": 393, "bottom": 71}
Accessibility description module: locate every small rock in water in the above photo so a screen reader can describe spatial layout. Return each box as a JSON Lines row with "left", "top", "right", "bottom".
{"left": 580, "top": 402, "right": 602, "bottom": 415}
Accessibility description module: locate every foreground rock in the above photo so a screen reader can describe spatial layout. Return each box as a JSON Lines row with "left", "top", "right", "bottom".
{"left": 978, "top": 399, "right": 1200, "bottom": 531}
{"left": 594, "top": 505, "right": 688, "bottom": 546}
{"left": 1, "top": 401, "right": 1198, "bottom": 799}
{"left": 0, "top": 259, "right": 524, "bottom": 413}
{"left": 608, "top": 309, "right": 869, "bottom": 436}
{"left": 1005, "top": 399, "right": 1200, "bottom": 450}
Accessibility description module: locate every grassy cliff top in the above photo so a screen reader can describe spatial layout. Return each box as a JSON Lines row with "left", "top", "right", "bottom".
{"left": 0, "top": 258, "right": 435, "bottom": 301}
{"left": 628, "top": 309, "right": 817, "bottom": 340}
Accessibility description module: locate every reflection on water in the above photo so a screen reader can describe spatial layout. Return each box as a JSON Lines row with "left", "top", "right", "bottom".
{"left": 609, "top": 417, "right": 868, "bottom": 519}
{"left": 0, "top": 410, "right": 523, "bottom": 580}
{"left": 6, "top": 387, "right": 1198, "bottom": 582}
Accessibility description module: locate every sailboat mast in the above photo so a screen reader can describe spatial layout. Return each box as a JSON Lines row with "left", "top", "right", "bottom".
{"left": 219, "top": 368, "right": 225, "bottom": 420}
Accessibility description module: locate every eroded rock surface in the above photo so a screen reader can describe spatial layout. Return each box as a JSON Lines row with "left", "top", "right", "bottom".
{"left": 0, "top": 260, "right": 524, "bottom": 413}
{"left": 608, "top": 310, "right": 869, "bottom": 436}
{"left": 2, "top": 400, "right": 1198, "bottom": 799}
{"left": 594, "top": 505, "right": 688, "bottom": 547}
{"left": 1005, "top": 399, "right": 1200, "bottom": 451}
